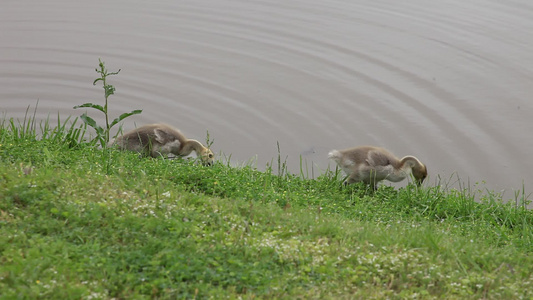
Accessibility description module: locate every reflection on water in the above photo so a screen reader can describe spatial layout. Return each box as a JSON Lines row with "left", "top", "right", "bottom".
{"left": 1, "top": 0, "right": 532, "bottom": 200}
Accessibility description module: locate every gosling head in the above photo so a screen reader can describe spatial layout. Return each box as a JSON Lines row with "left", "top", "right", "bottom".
{"left": 200, "top": 147, "right": 215, "bottom": 166}
{"left": 401, "top": 155, "right": 427, "bottom": 186}
{"left": 412, "top": 163, "right": 428, "bottom": 186}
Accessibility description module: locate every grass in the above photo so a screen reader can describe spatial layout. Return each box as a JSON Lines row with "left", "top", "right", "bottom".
{"left": 1, "top": 117, "right": 532, "bottom": 299}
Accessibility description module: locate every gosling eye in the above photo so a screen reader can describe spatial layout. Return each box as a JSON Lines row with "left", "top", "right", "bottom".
{"left": 208, "top": 154, "right": 213, "bottom": 158}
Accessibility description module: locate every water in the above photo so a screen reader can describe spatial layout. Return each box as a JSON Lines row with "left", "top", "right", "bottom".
{"left": 2, "top": 0, "right": 532, "bottom": 200}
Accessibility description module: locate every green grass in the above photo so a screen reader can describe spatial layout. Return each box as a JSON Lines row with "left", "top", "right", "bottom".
{"left": 1, "top": 118, "right": 532, "bottom": 299}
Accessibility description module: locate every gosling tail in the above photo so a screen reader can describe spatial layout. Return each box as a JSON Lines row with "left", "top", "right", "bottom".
{"left": 328, "top": 149, "right": 342, "bottom": 163}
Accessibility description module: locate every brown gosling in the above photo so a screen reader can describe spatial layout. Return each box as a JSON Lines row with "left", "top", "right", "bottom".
{"left": 111, "top": 123, "right": 214, "bottom": 166}
{"left": 328, "top": 146, "right": 427, "bottom": 189}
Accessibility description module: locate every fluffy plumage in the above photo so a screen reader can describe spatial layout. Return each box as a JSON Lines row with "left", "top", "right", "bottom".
{"left": 111, "top": 124, "right": 214, "bottom": 165}
{"left": 328, "top": 146, "right": 427, "bottom": 189}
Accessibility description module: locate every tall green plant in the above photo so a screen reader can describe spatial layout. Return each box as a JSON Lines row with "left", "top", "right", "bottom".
{"left": 74, "top": 59, "right": 142, "bottom": 147}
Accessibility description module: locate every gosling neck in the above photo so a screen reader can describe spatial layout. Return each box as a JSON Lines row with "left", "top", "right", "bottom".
{"left": 400, "top": 156, "right": 424, "bottom": 170}
{"left": 382, "top": 156, "right": 421, "bottom": 183}
{"left": 181, "top": 139, "right": 206, "bottom": 156}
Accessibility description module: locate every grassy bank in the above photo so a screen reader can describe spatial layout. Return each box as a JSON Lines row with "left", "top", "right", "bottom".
{"left": 1, "top": 119, "right": 532, "bottom": 299}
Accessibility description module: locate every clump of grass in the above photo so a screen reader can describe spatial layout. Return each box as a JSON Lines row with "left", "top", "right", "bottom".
{"left": 4, "top": 102, "right": 40, "bottom": 141}
{"left": 205, "top": 129, "right": 214, "bottom": 149}
{"left": 74, "top": 59, "right": 142, "bottom": 148}
{"left": 0, "top": 101, "right": 87, "bottom": 152}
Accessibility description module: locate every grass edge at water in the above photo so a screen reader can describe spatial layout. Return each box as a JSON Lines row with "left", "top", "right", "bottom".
{"left": 1, "top": 117, "right": 532, "bottom": 299}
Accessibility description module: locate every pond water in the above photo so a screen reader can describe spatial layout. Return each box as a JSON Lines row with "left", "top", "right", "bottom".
{"left": 2, "top": 0, "right": 532, "bottom": 200}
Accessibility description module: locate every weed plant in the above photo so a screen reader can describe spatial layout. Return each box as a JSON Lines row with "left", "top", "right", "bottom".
{"left": 1, "top": 117, "right": 532, "bottom": 299}
{"left": 74, "top": 59, "right": 142, "bottom": 148}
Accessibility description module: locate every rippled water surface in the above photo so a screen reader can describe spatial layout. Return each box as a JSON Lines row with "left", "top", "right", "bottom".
{"left": 2, "top": 0, "right": 532, "bottom": 197}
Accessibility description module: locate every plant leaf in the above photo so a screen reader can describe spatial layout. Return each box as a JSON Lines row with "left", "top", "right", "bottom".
{"left": 80, "top": 113, "right": 104, "bottom": 135}
{"left": 104, "top": 85, "right": 116, "bottom": 98}
{"left": 108, "top": 69, "right": 121, "bottom": 76}
{"left": 93, "top": 78, "right": 103, "bottom": 85}
{"left": 109, "top": 110, "right": 143, "bottom": 128}
{"left": 74, "top": 103, "right": 105, "bottom": 113}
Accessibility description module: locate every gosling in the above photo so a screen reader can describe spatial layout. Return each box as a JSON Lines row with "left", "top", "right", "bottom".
{"left": 328, "top": 146, "right": 427, "bottom": 189}
{"left": 111, "top": 123, "right": 214, "bottom": 166}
